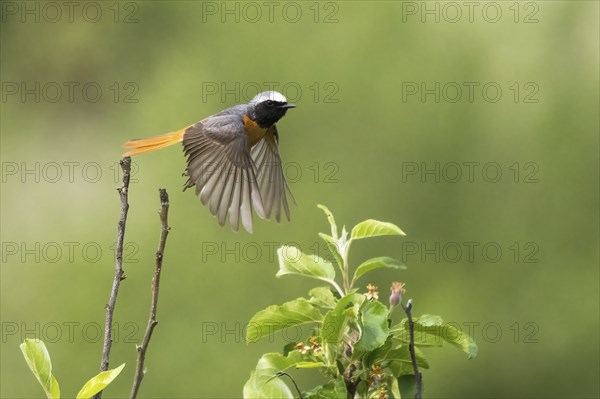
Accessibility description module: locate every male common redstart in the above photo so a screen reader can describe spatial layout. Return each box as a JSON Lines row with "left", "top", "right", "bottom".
{"left": 123, "top": 90, "right": 295, "bottom": 233}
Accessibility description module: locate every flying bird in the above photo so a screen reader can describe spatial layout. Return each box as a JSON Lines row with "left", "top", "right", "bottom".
{"left": 123, "top": 90, "right": 295, "bottom": 233}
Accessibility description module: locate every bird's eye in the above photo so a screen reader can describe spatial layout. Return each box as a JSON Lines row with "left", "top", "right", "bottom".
{"left": 266, "top": 100, "right": 274, "bottom": 106}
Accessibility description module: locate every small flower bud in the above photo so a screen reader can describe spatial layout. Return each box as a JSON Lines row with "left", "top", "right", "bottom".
{"left": 309, "top": 336, "right": 321, "bottom": 351}
{"left": 366, "top": 284, "right": 379, "bottom": 300}
{"left": 369, "top": 364, "right": 385, "bottom": 384}
{"left": 376, "top": 388, "right": 389, "bottom": 399}
{"left": 389, "top": 281, "right": 406, "bottom": 306}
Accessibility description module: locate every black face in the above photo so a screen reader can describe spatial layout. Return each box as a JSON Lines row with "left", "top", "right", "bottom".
{"left": 251, "top": 100, "right": 295, "bottom": 128}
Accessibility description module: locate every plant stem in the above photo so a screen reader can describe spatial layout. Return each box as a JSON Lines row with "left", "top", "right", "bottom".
{"left": 341, "top": 240, "right": 353, "bottom": 293}
{"left": 130, "top": 189, "right": 171, "bottom": 399}
{"left": 329, "top": 279, "right": 345, "bottom": 298}
{"left": 403, "top": 299, "right": 422, "bottom": 399}
{"left": 95, "top": 157, "right": 131, "bottom": 399}
{"left": 276, "top": 372, "right": 303, "bottom": 399}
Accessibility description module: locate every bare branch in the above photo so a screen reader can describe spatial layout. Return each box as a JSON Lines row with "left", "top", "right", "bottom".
{"left": 403, "top": 299, "right": 423, "bottom": 399}
{"left": 95, "top": 157, "right": 131, "bottom": 399}
{"left": 275, "top": 371, "right": 303, "bottom": 399}
{"left": 130, "top": 188, "right": 170, "bottom": 399}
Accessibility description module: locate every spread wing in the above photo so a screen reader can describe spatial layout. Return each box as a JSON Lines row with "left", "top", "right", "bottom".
{"left": 182, "top": 115, "right": 265, "bottom": 233}
{"left": 250, "top": 126, "right": 295, "bottom": 222}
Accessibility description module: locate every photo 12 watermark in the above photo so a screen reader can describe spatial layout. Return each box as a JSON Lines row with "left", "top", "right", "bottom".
{"left": 401, "top": 82, "right": 540, "bottom": 104}
{"left": 399, "top": 241, "right": 540, "bottom": 264}
{"left": 1, "top": 241, "right": 141, "bottom": 265}
{"left": 1, "top": 81, "right": 140, "bottom": 104}
{"left": 2, "top": 321, "right": 140, "bottom": 344}
{"left": 196, "top": 240, "right": 540, "bottom": 265}
{"left": 400, "top": 161, "right": 540, "bottom": 184}
{"left": 201, "top": 81, "right": 340, "bottom": 104}
{"left": 1, "top": 160, "right": 340, "bottom": 185}
{"left": 198, "top": 319, "right": 540, "bottom": 344}
{"left": 1, "top": 160, "right": 141, "bottom": 184}
{"left": 199, "top": 1, "right": 340, "bottom": 24}
{"left": 1, "top": 1, "right": 140, "bottom": 23}
{"left": 400, "top": 1, "right": 540, "bottom": 24}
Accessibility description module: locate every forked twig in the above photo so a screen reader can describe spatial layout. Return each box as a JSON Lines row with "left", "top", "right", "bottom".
{"left": 95, "top": 157, "right": 131, "bottom": 399}
{"left": 130, "top": 189, "right": 171, "bottom": 398}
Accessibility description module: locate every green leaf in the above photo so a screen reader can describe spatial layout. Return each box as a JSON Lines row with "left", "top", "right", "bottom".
{"left": 390, "top": 377, "right": 402, "bottom": 399}
{"left": 20, "top": 339, "right": 60, "bottom": 399}
{"left": 365, "top": 337, "right": 429, "bottom": 372}
{"left": 49, "top": 376, "right": 60, "bottom": 399}
{"left": 295, "top": 361, "right": 325, "bottom": 369}
{"left": 351, "top": 219, "right": 406, "bottom": 240}
{"left": 244, "top": 351, "right": 319, "bottom": 399}
{"left": 355, "top": 381, "right": 368, "bottom": 398}
{"left": 387, "top": 346, "right": 430, "bottom": 377}
{"left": 391, "top": 315, "right": 478, "bottom": 359}
{"left": 391, "top": 314, "right": 444, "bottom": 347}
{"left": 437, "top": 323, "right": 478, "bottom": 359}
{"left": 244, "top": 370, "right": 293, "bottom": 399}
{"left": 309, "top": 287, "right": 337, "bottom": 309}
{"left": 352, "top": 257, "right": 407, "bottom": 284}
{"left": 391, "top": 318, "right": 442, "bottom": 348}
{"left": 355, "top": 300, "right": 390, "bottom": 352}
{"left": 364, "top": 336, "right": 394, "bottom": 367}
{"left": 398, "top": 375, "right": 421, "bottom": 398}
{"left": 76, "top": 363, "right": 125, "bottom": 399}
{"left": 321, "top": 293, "right": 364, "bottom": 345}
{"left": 391, "top": 361, "right": 416, "bottom": 378}
{"left": 391, "top": 346, "right": 429, "bottom": 369}
{"left": 321, "top": 293, "right": 364, "bottom": 366}
{"left": 317, "top": 204, "right": 338, "bottom": 239}
{"left": 392, "top": 327, "right": 442, "bottom": 347}
{"left": 246, "top": 298, "right": 323, "bottom": 343}
{"left": 417, "top": 314, "right": 444, "bottom": 326}
{"left": 257, "top": 351, "right": 304, "bottom": 372}
{"left": 276, "top": 246, "right": 336, "bottom": 282}
{"left": 303, "top": 377, "right": 347, "bottom": 399}
{"left": 282, "top": 342, "right": 297, "bottom": 357}
{"left": 318, "top": 233, "right": 344, "bottom": 267}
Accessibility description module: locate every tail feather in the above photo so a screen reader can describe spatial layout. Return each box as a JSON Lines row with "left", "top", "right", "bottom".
{"left": 122, "top": 128, "right": 187, "bottom": 157}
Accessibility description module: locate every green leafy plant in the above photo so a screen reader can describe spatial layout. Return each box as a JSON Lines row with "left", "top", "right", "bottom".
{"left": 20, "top": 338, "right": 124, "bottom": 399}
{"left": 244, "top": 205, "right": 478, "bottom": 398}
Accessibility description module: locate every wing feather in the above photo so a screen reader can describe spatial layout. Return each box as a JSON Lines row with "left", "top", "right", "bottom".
{"left": 250, "top": 126, "right": 295, "bottom": 223}
{"left": 183, "top": 119, "right": 265, "bottom": 232}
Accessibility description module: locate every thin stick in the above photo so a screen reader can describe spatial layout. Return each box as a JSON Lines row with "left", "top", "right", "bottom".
{"left": 95, "top": 157, "right": 131, "bottom": 399}
{"left": 130, "top": 189, "right": 170, "bottom": 399}
{"left": 403, "top": 299, "right": 423, "bottom": 399}
{"left": 275, "top": 372, "right": 303, "bottom": 399}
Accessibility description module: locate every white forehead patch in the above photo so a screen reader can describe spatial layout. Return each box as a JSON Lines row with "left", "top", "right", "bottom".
{"left": 250, "top": 91, "right": 288, "bottom": 105}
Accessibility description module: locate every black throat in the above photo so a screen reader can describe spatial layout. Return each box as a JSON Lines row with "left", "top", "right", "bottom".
{"left": 250, "top": 102, "right": 290, "bottom": 128}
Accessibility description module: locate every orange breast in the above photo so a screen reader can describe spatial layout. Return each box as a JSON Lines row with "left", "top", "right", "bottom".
{"left": 243, "top": 115, "right": 268, "bottom": 146}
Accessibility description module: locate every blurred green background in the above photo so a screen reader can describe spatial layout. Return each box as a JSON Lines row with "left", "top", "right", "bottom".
{"left": 1, "top": 1, "right": 598, "bottom": 398}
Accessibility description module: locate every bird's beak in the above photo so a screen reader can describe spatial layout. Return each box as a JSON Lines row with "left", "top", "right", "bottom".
{"left": 280, "top": 103, "right": 296, "bottom": 109}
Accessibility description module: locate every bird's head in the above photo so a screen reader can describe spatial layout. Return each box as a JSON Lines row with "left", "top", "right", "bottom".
{"left": 247, "top": 91, "right": 295, "bottom": 128}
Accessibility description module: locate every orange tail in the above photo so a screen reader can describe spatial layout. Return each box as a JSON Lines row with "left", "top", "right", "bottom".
{"left": 122, "top": 127, "right": 188, "bottom": 157}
